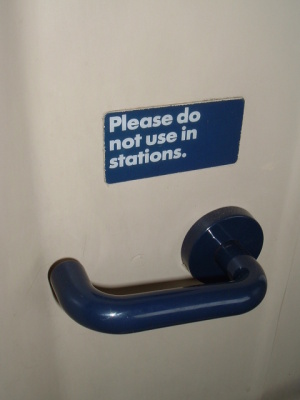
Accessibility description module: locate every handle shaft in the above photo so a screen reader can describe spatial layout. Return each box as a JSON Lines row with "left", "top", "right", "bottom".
{"left": 49, "top": 246, "right": 266, "bottom": 334}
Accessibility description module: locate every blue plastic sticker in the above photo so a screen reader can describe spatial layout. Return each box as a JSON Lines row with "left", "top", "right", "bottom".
{"left": 104, "top": 98, "right": 244, "bottom": 184}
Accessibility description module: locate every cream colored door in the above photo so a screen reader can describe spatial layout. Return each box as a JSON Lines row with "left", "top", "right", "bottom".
{"left": 1, "top": 2, "right": 300, "bottom": 399}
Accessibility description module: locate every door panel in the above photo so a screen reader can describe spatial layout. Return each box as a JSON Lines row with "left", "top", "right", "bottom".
{"left": 1, "top": 2, "right": 300, "bottom": 399}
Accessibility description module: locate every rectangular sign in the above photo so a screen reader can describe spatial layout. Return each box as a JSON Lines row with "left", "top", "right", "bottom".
{"left": 104, "top": 98, "right": 244, "bottom": 184}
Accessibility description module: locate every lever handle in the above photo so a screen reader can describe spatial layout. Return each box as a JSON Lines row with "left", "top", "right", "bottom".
{"left": 49, "top": 207, "right": 267, "bottom": 334}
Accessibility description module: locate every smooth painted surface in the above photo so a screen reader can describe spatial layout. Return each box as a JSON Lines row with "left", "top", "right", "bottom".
{"left": 1, "top": 2, "right": 300, "bottom": 399}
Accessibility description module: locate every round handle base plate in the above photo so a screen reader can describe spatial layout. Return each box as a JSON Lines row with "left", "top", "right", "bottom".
{"left": 181, "top": 206, "right": 264, "bottom": 282}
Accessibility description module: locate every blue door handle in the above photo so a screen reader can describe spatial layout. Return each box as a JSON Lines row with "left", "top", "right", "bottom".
{"left": 49, "top": 207, "right": 267, "bottom": 334}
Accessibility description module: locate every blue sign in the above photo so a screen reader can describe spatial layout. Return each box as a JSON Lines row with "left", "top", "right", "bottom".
{"left": 104, "top": 98, "right": 244, "bottom": 184}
